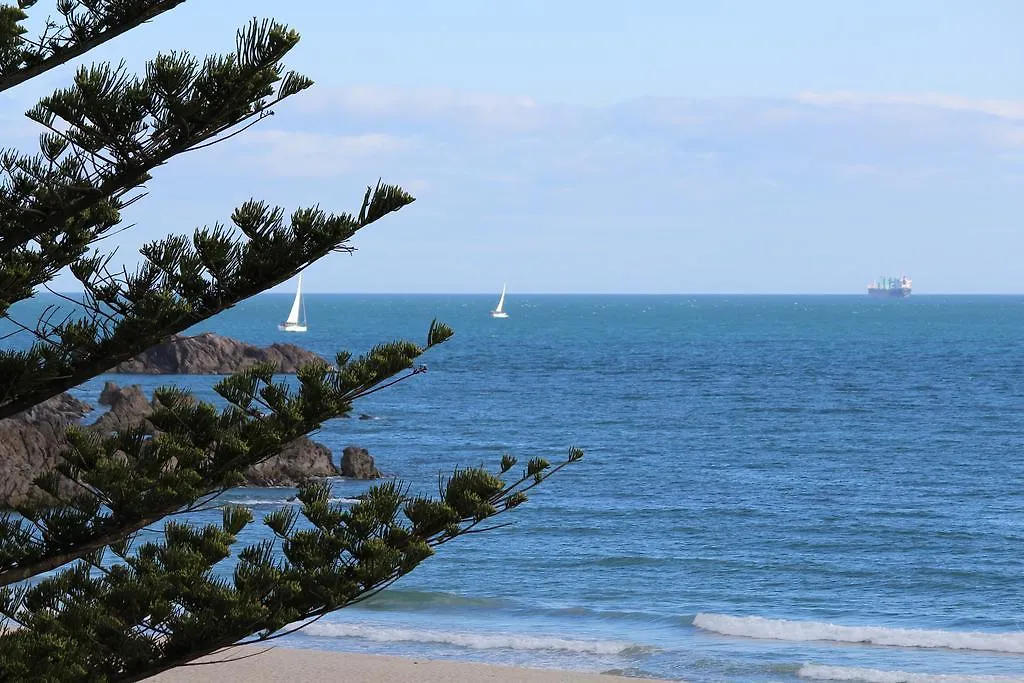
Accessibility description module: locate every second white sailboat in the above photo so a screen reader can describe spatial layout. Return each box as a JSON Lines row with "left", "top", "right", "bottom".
{"left": 491, "top": 283, "right": 509, "bottom": 318}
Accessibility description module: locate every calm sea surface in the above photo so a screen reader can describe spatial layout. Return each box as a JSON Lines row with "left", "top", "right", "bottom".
{"left": 7, "top": 293, "right": 1024, "bottom": 682}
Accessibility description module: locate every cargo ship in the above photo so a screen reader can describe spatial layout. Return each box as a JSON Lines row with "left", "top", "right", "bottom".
{"left": 867, "top": 274, "right": 911, "bottom": 298}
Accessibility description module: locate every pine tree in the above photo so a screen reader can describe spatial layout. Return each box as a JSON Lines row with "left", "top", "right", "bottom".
{"left": 0, "top": 3, "right": 580, "bottom": 680}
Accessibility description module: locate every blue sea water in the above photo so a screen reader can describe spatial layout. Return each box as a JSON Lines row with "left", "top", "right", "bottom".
{"left": 8, "top": 293, "right": 1024, "bottom": 682}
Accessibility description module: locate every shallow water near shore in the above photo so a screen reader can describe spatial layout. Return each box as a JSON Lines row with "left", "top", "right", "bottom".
{"left": 8, "top": 293, "right": 1024, "bottom": 682}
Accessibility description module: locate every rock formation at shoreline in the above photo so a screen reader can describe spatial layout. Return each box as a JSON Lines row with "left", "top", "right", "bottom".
{"left": 0, "top": 381, "right": 346, "bottom": 508}
{"left": 340, "top": 446, "right": 381, "bottom": 480}
{"left": 246, "top": 438, "right": 340, "bottom": 487}
{"left": 90, "top": 382, "right": 344, "bottom": 488}
{"left": 0, "top": 328, "right": 395, "bottom": 507}
{"left": 111, "top": 332, "right": 323, "bottom": 374}
{"left": 0, "top": 393, "right": 94, "bottom": 507}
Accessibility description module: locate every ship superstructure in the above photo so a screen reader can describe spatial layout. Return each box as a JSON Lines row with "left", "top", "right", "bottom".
{"left": 867, "top": 274, "right": 912, "bottom": 298}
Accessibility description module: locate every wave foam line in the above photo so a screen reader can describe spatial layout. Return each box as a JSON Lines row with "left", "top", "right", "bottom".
{"left": 356, "top": 589, "right": 511, "bottom": 611}
{"left": 302, "top": 623, "right": 652, "bottom": 656}
{"left": 225, "top": 497, "right": 361, "bottom": 506}
{"left": 800, "top": 664, "right": 1024, "bottom": 683}
{"left": 693, "top": 613, "right": 1024, "bottom": 654}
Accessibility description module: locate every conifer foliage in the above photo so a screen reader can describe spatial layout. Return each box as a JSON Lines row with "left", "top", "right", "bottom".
{"left": 0, "top": 3, "right": 580, "bottom": 680}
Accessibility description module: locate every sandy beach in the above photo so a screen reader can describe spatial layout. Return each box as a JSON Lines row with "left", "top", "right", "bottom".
{"left": 146, "top": 646, "right": 672, "bottom": 682}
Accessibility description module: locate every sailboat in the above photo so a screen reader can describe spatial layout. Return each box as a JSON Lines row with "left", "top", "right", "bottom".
{"left": 490, "top": 283, "right": 509, "bottom": 318}
{"left": 278, "top": 274, "right": 308, "bottom": 332}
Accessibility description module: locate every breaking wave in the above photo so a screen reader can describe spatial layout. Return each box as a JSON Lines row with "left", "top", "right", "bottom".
{"left": 302, "top": 622, "right": 655, "bottom": 656}
{"left": 223, "top": 497, "right": 361, "bottom": 507}
{"left": 800, "top": 664, "right": 1024, "bottom": 683}
{"left": 693, "top": 613, "right": 1024, "bottom": 654}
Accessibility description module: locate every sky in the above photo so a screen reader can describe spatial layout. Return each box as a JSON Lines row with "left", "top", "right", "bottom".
{"left": 2, "top": 1, "right": 1023, "bottom": 293}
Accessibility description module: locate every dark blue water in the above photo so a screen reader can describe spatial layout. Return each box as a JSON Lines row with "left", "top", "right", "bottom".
{"left": 7, "top": 293, "right": 1024, "bottom": 682}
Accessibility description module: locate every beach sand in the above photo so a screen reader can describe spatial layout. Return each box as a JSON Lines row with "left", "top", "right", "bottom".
{"left": 146, "top": 645, "right": 669, "bottom": 682}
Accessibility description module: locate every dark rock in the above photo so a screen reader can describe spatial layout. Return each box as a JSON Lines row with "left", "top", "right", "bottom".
{"left": 18, "top": 392, "right": 92, "bottom": 427}
{"left": 0, "top": 393, "right": 93, "bottom": 507}
{"left": 111, "top": 332, "right": 323, "bottom": 374}
{"left": 341, "top": 445, "right": 381, "bottom": 479}
{"left": 90, "top": 383, "right": 340, "bottom": 486}
{"left": 244, "top": 437, "right": 339, "bottom": 486}
{"left": 0, "top": 378, "right": 348, "bottom": 508}
{"left": 358, "top": 414, "right": 374, "bottom": 420}
{"left": 91, "top": 382, "right": 155, "bottom": 435}
{"left": 98, "top": 380, "right": 121, "bottom": 406}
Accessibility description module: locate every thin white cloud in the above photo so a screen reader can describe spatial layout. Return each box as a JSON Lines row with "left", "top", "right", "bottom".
{"left": 193, "top": 86, "right": 1023, "bottom": 189}
{"left": 39, "top": 85, "right": 1024, "bottom": 294}
{"left": 239, "top": 130, "right": 419, "bottom": 177}
{"left": 797, "top": 91, "right": 1024, "bottom": 120}
{"left": 295, "top": 85, "right": 542, "bottom": 129}
{"left": 250, "top": 130, "right": 412, "bottom": 153}
{"left": 334, "top": 85, "right": 536, "bottom": 113}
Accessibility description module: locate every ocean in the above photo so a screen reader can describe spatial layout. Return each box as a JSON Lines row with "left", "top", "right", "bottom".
{"left": 8, "top": 293, "right": 1024, "bottom": 682}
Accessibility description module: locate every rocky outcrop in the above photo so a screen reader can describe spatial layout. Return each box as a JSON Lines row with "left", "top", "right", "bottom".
{"left": 245, "top": 438, "right": 340, "bottom": 486}
{"left": 19, "top": 392, "right": 93, "bottom": 427}
{"left": 92, "top": 382, "right": 156, "bottom": 435}
{"left": 0, "top": 394, "right": 93, "bottom": 507}
{"left": 111, "top": 332, "right": 323, "bottom": 374}
{"left": 91, "top": 382, "right": 339, "bottom": 486}
{"left": 340, "top": 445, "right": 381, "bottom": 479}
{"left": 0, "top": 382, "right": 349, "bottom": 508}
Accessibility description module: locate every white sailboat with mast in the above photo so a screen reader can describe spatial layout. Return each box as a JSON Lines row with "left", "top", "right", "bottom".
{"left": 490, "top": 283, "right": 509, "bottom": 319}
{"left": 278, "top": 274, "right": 308, "bottom": 332}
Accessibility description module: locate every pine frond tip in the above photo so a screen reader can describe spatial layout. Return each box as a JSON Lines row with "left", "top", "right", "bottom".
{"left": 358, "top": 180, "right": 415, "bottom": 226}
{"left": 426, "top": 319, "right": 454, "bottom": 347}
{"left": 526, "top": 457, "right": 549, "bottom": 478}
{"left": 222, "top": 505, "right": 254, "bottom": 535}
{"left": 279, "top": 71, "right": 313, "bottom": 98}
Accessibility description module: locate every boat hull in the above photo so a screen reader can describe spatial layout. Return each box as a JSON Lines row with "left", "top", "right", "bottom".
{"left": 278, "top": 323, "right": 308, "bottom": 332}
{"left": 867, "top": 288, "right": 910, "bottom": 298}
{"left": 490, "top": 311, "right": 508, "bottom": 319}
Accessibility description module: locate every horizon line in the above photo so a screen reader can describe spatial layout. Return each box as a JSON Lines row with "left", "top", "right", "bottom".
{"left": 37, "top": 290, "right": 1024, "bottom": 297}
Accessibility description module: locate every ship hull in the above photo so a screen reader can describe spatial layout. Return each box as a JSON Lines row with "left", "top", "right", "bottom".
{"left": 867, "top": 288, "right": 911, "bottom": 298}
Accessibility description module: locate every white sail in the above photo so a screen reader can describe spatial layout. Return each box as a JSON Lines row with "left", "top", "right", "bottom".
{"left": 495, "top": 284, "right": 506, "bottom": 312}
{"left": 279, "top": 275, "right": 307, "bottom": 332}
{"left": 491, "top": 283, "right": 508, "bottom": 318}
{"left": 286, "top": 275, "right": 303, "bottom": 324}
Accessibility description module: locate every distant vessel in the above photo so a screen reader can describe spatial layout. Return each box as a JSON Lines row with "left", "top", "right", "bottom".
{"left": 867, "top": 274, "right": 912, "bottom": 298}
{"left": 278, "top": 274, "right": 308, "bottom": 332}
{"left": 491, "top": 283, "right": 509, "bottom": 318}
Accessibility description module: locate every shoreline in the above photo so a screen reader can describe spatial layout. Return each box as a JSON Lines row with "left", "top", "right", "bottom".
{"left": 145, "top": 645, "right": 674, "bottom": 682}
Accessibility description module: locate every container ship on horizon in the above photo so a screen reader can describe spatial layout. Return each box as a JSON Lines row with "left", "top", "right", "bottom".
{"left": 867, "top": 274, "right": 912, "bottom": 298}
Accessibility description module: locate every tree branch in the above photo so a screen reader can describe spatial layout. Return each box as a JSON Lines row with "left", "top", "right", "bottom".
{"left": 0, "top": 1, "right": 189, "bottom": 94}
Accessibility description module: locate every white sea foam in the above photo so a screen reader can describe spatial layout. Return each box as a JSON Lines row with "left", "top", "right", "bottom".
{"left": 800, "top": 664, "right": 1024, "bottom": 683}
{"left": 225, "top": 497, "right": 361, "bottom": 506}
{"left": 693, "top": 613, "right": 1024, "bottom": 654}
{"left": 302, "top": 622, "right": 649, "bottom": 655}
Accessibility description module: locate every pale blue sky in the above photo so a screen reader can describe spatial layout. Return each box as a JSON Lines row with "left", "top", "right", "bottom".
{"left": 4, "top": 1, "right": 1023, "bottom": 293}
